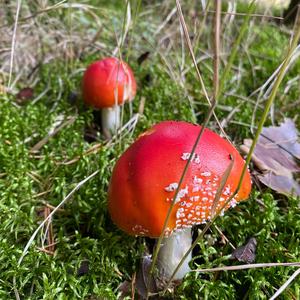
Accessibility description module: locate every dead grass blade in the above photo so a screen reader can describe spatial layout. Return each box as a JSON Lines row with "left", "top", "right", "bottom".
{"left": 112, "top": 0, "right": 131, "bottom": 57}
{"left": 147, "top": 99, "right": 218, "bottom": 299}
{"left": 206, "top": 10, "right": 284, "bottom": 20}
{"left": 195, "top": 262, "right": 300, "bottom": 273}
{"left": 213, "top": 0, "right": 221, "bottom": 102}
{"left": 218, "top": 0, "right": 256, "bottom": 99}
{"left": 211, "top": 155, "right": 234, "bottom": 217}
{"left": 269, "top": 9, "right": 300, "bottom": 300}
{"left": 157, "top": 1, "right": 223, "bottom": 294}
{"left": 175, "top": 0, "right": 229, "bottom": 140}
{"left": 13, "top": 170, "right": 99, "bottom": 300}
{"left": 8, "top": 0, "right": 22, "bottom": 89}
{"left": 193, "top": 0, "right": 211, "bottom": 57}
{"left": 269, "top": 268, "right": 300, "bottom": 300}
{"left": 20, "top": 0, "right": 68, "bottom": 22}
{"left": 30, "top": 115, "right": 76, "bottom": 153}
{"left": 161, "top": 153, "right": 234, "bottom": 294}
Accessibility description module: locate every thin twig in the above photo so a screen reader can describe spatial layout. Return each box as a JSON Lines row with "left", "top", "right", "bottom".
{"left": 30, "top": 116, "right": 76, "bottom": 152}
{"left": 8, "top": 0, "right": 22, "bottom": 89}
{"left": 213, "top": 225, "right": 235, "bottom": 249}
{"left": 206, "top": 10, "right": 284, "bottom": 20}
{"left": 195, "top": 262, "right": 300, "bottom": 273}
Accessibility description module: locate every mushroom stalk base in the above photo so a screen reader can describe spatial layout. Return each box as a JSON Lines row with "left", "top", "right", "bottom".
{"left": 156, "top": 227, "right": 192, "bottom": 281}
{"left": 101, "top": 105, "right": 120, "bottom": 139}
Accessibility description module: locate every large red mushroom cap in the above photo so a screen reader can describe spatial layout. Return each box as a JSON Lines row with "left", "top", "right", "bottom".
{"left": 108, "top": 121, "right": 251, "bottom": 238}
{"left": 82, "top": 57, "right": 137, "bottom": 109}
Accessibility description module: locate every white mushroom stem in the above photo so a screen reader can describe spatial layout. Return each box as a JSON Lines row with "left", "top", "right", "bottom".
{"left": 101, "top": 105, "right": 120, "bottom": 139}
{"left": 156, "top": 227, "right": 192, "bottom": 281}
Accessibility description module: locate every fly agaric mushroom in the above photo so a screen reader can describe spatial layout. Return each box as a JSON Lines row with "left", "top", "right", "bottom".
{"left": 82, "top": 57, "right": 136, "bottom": 139}
{"left": 108, "top": 121, "right": 251, "bottom": 284}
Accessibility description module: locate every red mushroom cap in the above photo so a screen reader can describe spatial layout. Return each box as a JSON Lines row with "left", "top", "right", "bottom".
{"left": 82, "top": 57, "right": 137, "bottom": 109}
{"left": 108, "top": 121, "right": 251, "bottom": 238}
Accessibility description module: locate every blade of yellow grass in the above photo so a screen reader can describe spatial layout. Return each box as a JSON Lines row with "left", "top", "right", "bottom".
{"left": 8, "top": 0, "right": 22, "bottom": 89}
{"left": 211, "top": 155, "right": 234, "bottom": 218}
{"left": 175, "top": 0, "right": 229, "bottom": 140}
{"left": 270, "top": 268, "right": 300, "bottom": 300}
{"left": 195, "top": 262, "right": 300, "bottom": 273}
{"left": 152, "top": 1, "right": 223, "bottom": 296}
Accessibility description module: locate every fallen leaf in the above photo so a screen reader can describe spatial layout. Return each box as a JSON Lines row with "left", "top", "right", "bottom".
{"left": 240, "top": 118, "right": 300, "bottom": 197}
{"left": 135, "top": 255, "right": 158, "bottom": 299}
{"left": 231, "top": 237, "right": 257, "bottom": 264}
{"left": 135, "top": 255, "right": 177, "bottom": 299}
{"left": 77, "top": 260, "right": 89, "bottom": 276}
{"left": 137, "top": 51, "right": 150, "bottom": 65}
{"left": 117, "top": 280, "right": 131, "bottom": 299}
{"left": 16, "top": 87, "right": 34, "bottom": 104}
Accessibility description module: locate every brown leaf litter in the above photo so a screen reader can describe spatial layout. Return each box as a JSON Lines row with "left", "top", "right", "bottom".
{"left": 241, "top": 118, "right": 300, "bottom": 196}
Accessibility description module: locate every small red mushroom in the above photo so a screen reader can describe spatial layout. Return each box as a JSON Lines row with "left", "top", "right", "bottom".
{"left": 108, "top": 121, "right": 251, "bottom": 283}
{"left": 82, "top": 57, "right": 136, "bottom": 138}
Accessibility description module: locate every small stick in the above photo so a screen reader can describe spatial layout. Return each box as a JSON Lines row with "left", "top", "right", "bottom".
{"left": 195, "top": 262, "right": 300, "bottom": 273}
{"left": 43, "top": 206, "right": 55, "bottom": 253}
{"left": 214, "top": 225, "right": 236, "bottom": 250}
{"left": 30, "top": 116, "right": 76, "bottom": 152}
{"left": 36, "top": 247, "right": 54, "bottom": 255}
{"left": 131, "top": 272, "right": 136, "bottom": 300}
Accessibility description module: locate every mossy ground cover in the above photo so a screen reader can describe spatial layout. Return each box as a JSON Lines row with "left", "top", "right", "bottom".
{"left": 1, "top": 1, "right": 300, "bottom": 299}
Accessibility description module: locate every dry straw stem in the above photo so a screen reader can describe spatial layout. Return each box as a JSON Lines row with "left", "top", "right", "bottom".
{"left": 162, "top": 148, "right": 234, "bottom": 295}
{"left": 159, "top": 0, "right": 222, "bottom": 291}
{"left": 250, "top": 44, "right": 300, "bottom": 133}
{"left": 112, "top": 0, "right": 131, "bottom": 57}
{"left": 16, "top": 0, "right": 68, "bottom": 22}
{"left": 13, "top": 170, "right": 99, "bottom": 300}
{"left": 270, "top": 268, "right": 300, "bottom": 300}
{"left": 174, "top": 0, "right": 228, "bottom": 139}
{"left": 218, "top": 0, "right": 256, "bottom": 99}
{"left": 205, "top": 10, "right": 284, "bottom": 20}
{"left": 147, "top": 1, "right": 223, "bottom": 297}
{"left": 213, "top": 0, "right": 221, "bottom": 102}
{"left": 193, "top": 0, "right": 211, "bottom": 57}
{"left": 213, "top": 224, "right": 236, "bottom": 249}
{"left": 125, "top": 0, "right": 142, "bottom": 61}
{"left": 8, "top": 0, "right": 22, "bottom": 89}
{"left": 195, "top": 262, "right": 300, "bottom": 273}
{"left": 30, "top": 116, "right": 76, "bottom": 152}
{"left": 146, "top": 2, "right": 223, "bottom": 284}
{"left": 147, "top": 99, "right": 218, "bottom": 299}
{"left": 239, "top": 9, "right": 300, "bottom": 196}
{"left": 210, "top": 155, "right": 234, "bottom": 218}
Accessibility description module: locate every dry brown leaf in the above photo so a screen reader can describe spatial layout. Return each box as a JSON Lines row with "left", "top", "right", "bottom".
{"left": 16, "top": 87, "right": 34, "bottom": 104}
{"left": 240, "top": 118, "right": 300, "bottom": 196}
{"left": 231, "top": 237, "right": 257, "bottom": 264}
